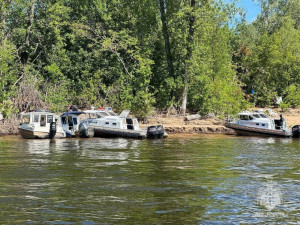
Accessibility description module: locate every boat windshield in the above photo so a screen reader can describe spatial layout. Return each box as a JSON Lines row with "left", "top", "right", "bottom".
{"left": 108, "top": 112, "right": 118, "bottom": 116}
{"left": 259, "top": 114, "right": 268, "bottom": 118}
{"left": 23, "top": 115, "right": 30, "bottom": 124}
{"left": 87, "top": 113, "right": 97, "bottom": 119}
{"left": 252, "top": 114, "right": 260, "bottom": 118}
{"left": 239, "top": 115, "right": 249, "bottom": 120}
{"left": 98, "top": 112, "right": 110, "bottom": 117}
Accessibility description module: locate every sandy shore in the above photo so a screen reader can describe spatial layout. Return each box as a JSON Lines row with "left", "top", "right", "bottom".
{"left": 140, "top": 108, "right": 300, "bottom": 134}
{"left": 1, "top": 108, "right": 299, "bottom": 136}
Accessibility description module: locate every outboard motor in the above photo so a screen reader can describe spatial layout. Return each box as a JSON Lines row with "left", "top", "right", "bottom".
{"left": 156, "top": 125, "right": 165, "bottom": 138}
{"left": 49, "top": 122, "right": 57, "bottom": 139}
{"left": 292, "top": 125, "right": 300, "bottom": 138}
{"left": 147, "top": 125, "right": 165, "bottom": 139}
{"left": 79, "top": 122, "right": 94, "bottom": 138}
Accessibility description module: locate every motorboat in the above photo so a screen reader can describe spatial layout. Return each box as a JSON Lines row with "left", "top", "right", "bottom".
{"left": 83, "top": 107, "right": 168, "bottom": 139}
{"left": 81, "top": 107, "right": 147, "bottom": 139}
{"left": 225, "top": 111, "right": 298, "bottom": 137}
{"left": 60, "top": 111, "right": 94, "bottom": 138}
{"left": 19, "top": 111, "right": 65, "bottom": 139}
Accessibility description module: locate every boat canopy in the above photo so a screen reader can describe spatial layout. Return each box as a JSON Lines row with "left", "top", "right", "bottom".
{"left": 61, "top": 111, "right": 84, "bottom": 117}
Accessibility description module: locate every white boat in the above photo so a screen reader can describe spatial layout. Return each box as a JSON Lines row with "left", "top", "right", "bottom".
{"left": 19, "top": 111, "right": 65, "bottom": 139}
{"left": 60, "top": 111, "right": 94, "bottom": 138}
{"left": 225, "top": 111, "right": 292, "bottom": 137}
{"left": 81, "top": 108, "right": 147, "bottom": 139}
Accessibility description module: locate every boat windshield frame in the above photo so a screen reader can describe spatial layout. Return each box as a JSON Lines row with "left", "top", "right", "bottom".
{"left": 97, "top": 112, "right": 111, "bottom": 117}
{"left": 107, "top": 112, "right": 118, "bottom": 116}
{"left": 259, "top": 114, "right": 268, "bottom": 118}
{"left": 252, "top": 114, "right": 260, "bottom": 118}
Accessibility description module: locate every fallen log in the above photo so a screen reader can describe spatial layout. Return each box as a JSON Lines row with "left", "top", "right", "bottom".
{"left": 184, "top": 114, "right": 201, "bottom": 121}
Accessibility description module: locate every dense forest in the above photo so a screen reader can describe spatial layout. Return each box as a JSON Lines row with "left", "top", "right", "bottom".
{"left": 0, "top": 0, "right": 299, "bottom": 118}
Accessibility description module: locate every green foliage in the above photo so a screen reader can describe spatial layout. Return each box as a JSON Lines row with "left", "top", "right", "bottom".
{"left": 234, "top": 9, "right": 300, "bottom": 109}
{"left": 0, "top": 39, "right": 19, "bottom": 117}
{"left": 185, "top": 2, "right": 246, "bottom": 116}
{"left": 0, "top": 99, "right": 18, "bottom": 118}
{"left": 0, "top": 39, "right": 18, "bottom": 102}
{"left": 0, "top": 0, "right": 299, "bottom": 119}
{"left": 280, "top": 101, "right": 289, "bottom": 112}
{"left": 283, "top": 84, "right": 300, "bottom": 108}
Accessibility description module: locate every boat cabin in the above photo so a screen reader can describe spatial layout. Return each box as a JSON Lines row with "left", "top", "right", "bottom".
{"left": 21, "top": 111, "right": 57, "bottom": 129}
{"left": 19, "top": 111, "right": 64, "bottom": 139}
{"left": 60, "top": 111, "right": 84, "bottom": 136}
{"left": 83, "top": 108, "right": 140, "bottom": 131}
{"left": 236, "top": 111, "right": 276, "bottom": 130}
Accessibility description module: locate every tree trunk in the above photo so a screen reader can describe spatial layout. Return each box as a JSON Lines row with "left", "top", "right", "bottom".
{"left": 180, "top": 0, "right": 196, "bottom": 115}
{"left": 25, "top": 0, "right": 35, "bottom": 46}
{"left": 181, "top": 83, "right": 188, "bottom": 115}
{"left": 158, "top": 0, "right": 174, "bottom": 80}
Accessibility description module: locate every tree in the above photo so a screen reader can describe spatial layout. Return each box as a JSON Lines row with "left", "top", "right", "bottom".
{"left": 0, "top": 39, "right": 19, "bottom": 117}
{"left": 180, "top": 0, "right": 196, "bottom": 115}
{"left": 159, "top": 0, "right": 175, "bottom": 84}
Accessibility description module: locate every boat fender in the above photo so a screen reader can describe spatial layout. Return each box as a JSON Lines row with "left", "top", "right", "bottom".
{"left": 49, "top": 122, "right": 57, "bottom": 139}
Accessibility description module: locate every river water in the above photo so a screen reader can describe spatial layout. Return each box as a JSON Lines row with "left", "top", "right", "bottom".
{"left": 0, "top": 135, "right": 299, "bottom": 224}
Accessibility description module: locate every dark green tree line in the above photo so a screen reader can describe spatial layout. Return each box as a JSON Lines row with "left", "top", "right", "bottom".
{"left": 0, "top": 0, "right": 299, "bottom": 118}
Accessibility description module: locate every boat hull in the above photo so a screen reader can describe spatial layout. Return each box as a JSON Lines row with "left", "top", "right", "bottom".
{"left": 19, "top": 128, "right": 51, "bottom": 139}
{"left": 93, "top": 126, "right": 146, "bottom": 139}
{"left": 225, "top": 123, "right": 292, "bottom": 137}
{"left": 19, "top": 127, "right": 65, "bottom": 139}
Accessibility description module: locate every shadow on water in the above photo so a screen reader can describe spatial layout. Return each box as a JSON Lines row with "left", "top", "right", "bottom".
{"left": 0, "top": 135, "right": 299, "bottom": 224}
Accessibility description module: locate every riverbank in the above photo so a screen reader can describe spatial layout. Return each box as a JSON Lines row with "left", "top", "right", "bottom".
{"left": 140, "top": 107, "right": 300, "bottom": 134}
{"left": 140, "top": 116, "right": 234, "bottom": 134}
{"left": 0, "top": 108, "right": 299, "bottom": 136}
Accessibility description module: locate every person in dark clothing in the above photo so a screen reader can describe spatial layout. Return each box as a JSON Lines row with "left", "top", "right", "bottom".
{"left": 71, "top": 105, "right": 78, "bottom": 111}
{"left": 279, "top": 114, "right": 285, "bottom": 127}
{"left": 69, "top": 105, "right": 78, "bottom": 111}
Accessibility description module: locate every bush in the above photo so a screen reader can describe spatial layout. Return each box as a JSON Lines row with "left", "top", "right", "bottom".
{"left": 283, "top": 84, "right": 300, "bottom": 108}
{"left": 280, "top": 102, "right": 290, "bottom": 112}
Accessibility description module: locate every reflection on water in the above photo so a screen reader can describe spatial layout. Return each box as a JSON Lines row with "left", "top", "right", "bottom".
{"left": 0, "top": 135, "right": 299, "bottom": 224}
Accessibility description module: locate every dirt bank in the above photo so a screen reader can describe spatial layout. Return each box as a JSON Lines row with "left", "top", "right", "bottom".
{"left": 140, "top": 108, "right": 300, "bottom": 134}
{"left": 140, "top": 116, "right": 234, "bottom": 134}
